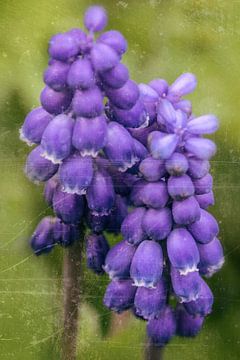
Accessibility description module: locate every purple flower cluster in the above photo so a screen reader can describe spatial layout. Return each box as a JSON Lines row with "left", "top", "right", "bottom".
{"left": 103, "top": 74, "right": 224, "bottom": 345}
{"left": 20, "top": 5, "right": 224, "bottom": 349}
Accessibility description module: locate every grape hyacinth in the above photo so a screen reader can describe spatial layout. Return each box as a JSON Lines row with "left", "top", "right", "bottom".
{"left": 20, "top": 4, "right": 224, "bottom": 354}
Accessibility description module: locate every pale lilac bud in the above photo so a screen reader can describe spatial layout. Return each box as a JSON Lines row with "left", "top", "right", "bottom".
{"left": 168, "top": 73, "right": 197, "bottom": 102}
{"left": 185, "top": 138, "right": 216, "bottom": 160}
{"left": 25, "top": 145, "right": 58, "bottom": 183}
{"left": 167, "top": 228, "right": 200, "bottom": 274}
{"left": 165, "top": 153, "right": 189, "bottom": 176}
{"left": 176, "top": 304, "right": 204, "bottom": 337}
{"left": 72, "top": 116, "right": 107, "bottom": 157}
{"left": 40, "top": 86, "right": 72, "bottom": 115}
{"left": 91, "top": 43, "right": 119, "bottom": 72}
{"left": 139, "top": 156, "right": 165, "bottom": 182}
{"left": 86, "top": 233, "right": 109, "bottom": 274}
{"left": 197, "top": 237, "right": 224, "bottom": 277}
{"left": 106, "top": 80, "right": 139, "bottom": 110}
{"left": 86, "top": 168, "right": 115, "bottom": 216}
{"left": 134, "top": 279, "right": 167, "bottom": 320}
{"left": 184, "top": 278, "right": 213, "bottom": 316}
{"left": 147, "top": 306, "right": 176, "bottom": 346}
{"left": 20, "top": 107, "right": 52, "bottom": 146}
{"left": 148, "top": 131, "right": 179, "bottom": 160}
{"left": 188, "top": 157, "right": 210, "bottom": 179}
{"left": 171, "top": 267, "right": 202, "bottom": 303}
{"left": 187, "top": 115, "right": 219, "bottom": 135}
{"left": 148, "top": 78, "right": 168, "bottom": 97}
{"left": 111, "top": 99, "right": 147, "bottom": 128}
{"left": 188, "top": 209, "right": 219, "bottom": 244}
{"left": 142, "top": 208, "right": 172, "bottom": 241}
{"left": 130, "top": 240, "right": 163, "bottom": 288}
{"left": 195, "top": 191, "right": 215, "bottom": 209}
{"left": 84, "top": 6, "right": 107, "bottom": 32}
{"left": 157, "top": 99, "right": 176, "bottom": 127}
{"left": 72, "top": 87, "right": 103, "bottom": 118}
{"left": 48, "top": 33, "right": 80, "bottom": 61}
{"left": 174, "top": 99, "right": 192, "bottom": 116}
{"left": 41, "top": 114, "right": 74, "bottom": 164}
{"left": 104, "top": 240, "right": 136, "bottom": 280}
{"left": 52, "top": 186, "right": 84, "bottom": 224}
{"left": 44, "top": 61, "right": 70, "bottom": 91}
{"left": 98, "top": 30, "right": 127, "bottom": 55}
{"left": 67, "top": 58, "right": 95, "bottom": 90}
{"left": 172, "top": 196, "right": 201, "bottom": 225}
{"left": 104, "top": 279, "right": 136, "bottom": 313}
{"left": 121, "top": 207, "right": 146, "bottom": 246}
{"left": 193, "top": 173, "right": 213, "bottom": 195}
{"left": 31, "top": 216, "right": 56, "bottom": 255}
{"left": 59, "top": 154, "right": 93, "bottom": 195}
{"left": 167, "top": 174, "right": 195, "bottom": 200}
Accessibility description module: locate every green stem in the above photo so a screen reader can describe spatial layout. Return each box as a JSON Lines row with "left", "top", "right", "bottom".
{"left": 145, "top": 341, "right": 164, "bottom": 360}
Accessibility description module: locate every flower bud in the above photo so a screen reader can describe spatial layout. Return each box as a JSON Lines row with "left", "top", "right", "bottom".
{"left": 111, "top": 99, "right": 147, "bottom": 128}
{"left": 41, "top": 114, "right": 74, "bottom": 164}
{"left": 171, "top": 267, "right": 202, "bottom": 303}
{"left": 131, "top": 181, "right": 169, "bottom": 209}
{"left": 121, "top": 207, "right": 146, "bottom": 246}
{"left": 20, "top": 107, "right": 52, "bottom": 146}
{"left": 197, "top": 237, "right": 224, "bottom": 277}
{"left": 193, "top": 173, "right": 213, "bottom": 195}
{"left": 130, "top": 240, "right": 163, "bottom": 288}
{"left": 172, "top": 196, "right": 201, "bottom": 225}
{"left": 48, "top": 33, "right": 80, "bottom": 61}
{"left": 106, "top": 80, "right": 139, "bottom": 110}
{"left": 25, "top": 145, "right": 58, "bottom": 183}
{"left": 187, "top": 157, "right": 210, "bottom": 179}
{"left": 72, "top": 87, "right": 103, "bottom": 118}
{"left": 148, "top": 131, "right": 179, "bottom": 160}
{"left": 148, "top": 78, "right": 168, "bottom": 97}
{"left": 40, "top": 86, "right": 72, "bottom": 115}
{"left": 59, "top": 154, "right": 93, "bottom": 195}
{"left": 86, "top": 233, "right": 109, "bottom": 274}
{"left": 188, "top": 209, "right": 219, "bottom": 244}
{"left": 142, "top": 208, "right": 172, "bottom": 241}
{"left": 167, "top": 228, "right": 200, "bottom": 275}
{"left": 106, "top": 195, "right": 128, "bottom": 233}
{"left": 165, "top": 153, "right": 189, "bottom": 176}
{"left": 44, "top": 61, "right": 70, "bottom": 91}
{"left": 184, "top": 278, "right": 213, "bottom": 316}
{"left": 67, "top": 58, "right": 95, "bottom": 90}
{"left": 174, "top": 99, "right": 192, "bottom": 116}
{"left": 84, "top": 6, "right": 108, "bottom": 32}
{"left": 31, "top": 216, "right": 56, "bottom": 255}
{"left": 134, "top": 279, "right": 167, "bottom": 320}
{"left": 168, "top": 73, "right": 197, "bottom": 102}
{"left": 187, "top": 115, "right": 219, "bottom": 135}
{"left": 195, "top": 191, "right": 215, "bottom": 209}
{"left": 176, "top": 304, "right": 204, "bottom": 337}
{"left": 104, "top": 279, "right": 136, "bottom": 313}
{"left": 98, "top": 30, "right": 127, "bottom": 55}
{"left": 100, "top": 63, "right": 129, "bottom": 89}
{"left": 91, "top": 43, "right": 119, "bottom": 72}
{"left": 104, "top": 240, "right": 136, "bottom": 280}
{"left": 147, "top": 306, "right": 176, "bottom": 346}
{"left": 184, "top": 138, "right": 216, "bottom": 160}
{"left": 44, "top": 176, "right": 58, "bottom": 206}
{"left": 157, "top": 98, "right": 176, "bottom": 127}
{"left": 167, "top": 174, "right": 194, "bottom": 200}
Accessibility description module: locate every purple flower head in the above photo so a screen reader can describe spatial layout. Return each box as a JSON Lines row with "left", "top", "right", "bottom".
{"left": 187, "top": 157, "right": 210, "bottom": 179}
{"left": 147, "top": 306, "right": 176, "bottom": 346}
{"left": 72, "top": 116, "right": 107, "bottom": 157}
{"left": 86, "top": 168, "right": 115, "bottom": 216}
{"left": 198, "top": 237, "right": 224, "bottom": 277}
{"left": 112, "top": 99, "right": 147, "bottom": 128}
{"left": 67, "top": 58, "right": 95, "bottom": 90}
{"left": 142, "top": 208, "right": 172, "bottom": 241}
{"left": 193, "top": 173, "right": 213, "bottom": 195}
{"left": 48, "top": 33, "right": 80, "bottom": 62}
{"left": 40, "top": 86, "right": 72, "bottom": 115}
{"left": 167, "top": 228, "right": 200, "bottom": 275}
{"left": 25, "top": 145, "right": 58, "bottom": 183}
{"left": 41, "top": 114, "right": 74, "bottom": 164}
{"left": 130, "top": 240, "right": 163, "bottom": 288}
{"left": 134, "top": 279, "right": 167, "bottom": 320}
{"left": 104, "top": 240, "right": 136, "bottom": 280}
{"left": 184, "top": 278, "right": 213, "bottom": 316}
{"left": 104, "top": 279, "right": 136, "bottom": 313}
{"left": 53, "top": 219, "right": 79, "bottom": 247}
{"left": 91, "top": 43, "right": 119, "bottom": 73}
{"left": 171, "top": 267, "right": 202, "bottom": 303}
{"left": 104, "top": 122, "right": 138, "bottom": 171}
{"left": 167, "top": 73, "right": 197, "bottom": 102}
{"left": 187, "top": 114, "right": 219, "bottom": 135}
{"left": 31, "top": 216, "right": 56, "bottom": 255}
{"left": 98, "top": 30, "right": 127, "bottom": 55}
{"left": 44, "top": 61, "right": 70, "bottom": 91}
{"left": 176, "top": 304, "right": 204, "bottom": 337}
{"left": 44, "top": 176, "right": 58, "bottom": 206}
{"left": 106, "top": 80, "right": 139, "bottom": 110}
{"left": 100, "top": 63, "right": 129, "bottom": 89}
{"left": 165, "top": 153, "right": 189, "bottom": 176}
{"left": 59, "top": 154, "right": 93, "bottom": 195}
{"left": 86, "top": 233, "right": 110, "bottom": 274}
{"left": 20, "top": 107, "right": 52, "bottom": 146}
{"left": 167, "top": 174, "right": 195, "bottom": 200}
{"left": 184, "top": 138, "right": 216, "bottom": 160}
{"left": 148, "top": 131, "right": 179, "bottom": 160}
{"left": 72, "top": 86, "right": 103, "bottom": 118}
{"left": 121, "top": 207, "right": 146, "bottom": 246}
{"left": 188, "top": 209, "right": 219, "bottom": 244}
{"left": 196, "top": 191, "right": 215, "bottom": 209}
{"left": 84, "top": 5, "right": 107, "bottom": 32}
{"left": 106, "top": 195, "right": 128, "bottom": 233}
{"left": 139, "top": 156, "right": 165, "bottom": 182}
{"left": 172, "top": 196, "right": 201, "bottom": 225}
{"left": 148, "top": 78, "right": 168, "bottom": 97}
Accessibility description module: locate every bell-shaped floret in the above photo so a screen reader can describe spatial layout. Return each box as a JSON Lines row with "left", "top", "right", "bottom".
{"left": 44, "top": 61, "right": 70, "bottom": 91}
{"left": 171, "top": 267, "right": 202, "bottom": 303}
{"left": 86, "top": 233, "right": 110, "bottom": 274}
{"left": 100, "top": 62, "right": 129, "bottom": 89}
{"left": 165, "top": 153, "right": 189, "bottom": 176}
{"left": 91, "top": 43, "right": 119, "bottom": 72}
{"left": 40, "top": 86, "right": 72, "bottom": 115}
{"left": 67, "top": 58, "right": 95, "bottom": 90}
{"left": 167, "top": 174, "right": 195, "bottom": 200}
{"left": 176, "top": 304, "right": 204, "bottom": 337}
{"left": 188, "top": 209, "right": 219, "bottom": 244}
{"left": 72, "top": 86, "right": 103, "bottom": 118}
{"left": 197, "top": 237, "right": 224, "bottom": 277}
{"left": 193, "top": 173, "right": 213, "bottom": 195}
{"left": 195, "top": 191, "right": 215, "bottom": 209}
{"left": 111, "top": 99, "right": 147, "bottom": 128}
{"left": 139, "top": 156, "right": 165, "bottom": 182}
{"left": 121, "top": 207, "right": 146, "bottom": 246}
{"left": 172, "top": 196, "right": 201, "bottom": 225}
{"left": 31, "top": 216, "right": 56, "bottom": 255}
{"left": 98, "top": 30, "right": 127, "bottom": 55}
{"left": 142, "top": 208, "right": 172, "bottom": 241}
{"left": 106, "top": 80, "right": 139, "bottom": 110}
{"left": 147, "top": 306, "right": 176, "bottom": 346}
{"left": 184, "top": 278, "right": 213, "bottom": 316}
{"left": 48, "top": 32, "right": 80, "bottom": 61}
{"left": 187, "top": 157, "right": 210, "bottom": 179}
{"left": 103, "top": 279, "right": 136, "bottom": 313}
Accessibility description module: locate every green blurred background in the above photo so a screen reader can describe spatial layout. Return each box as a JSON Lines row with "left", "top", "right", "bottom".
{"left": 0, "top": 0, "right": 240, "bottom": 359}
